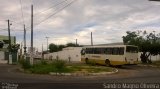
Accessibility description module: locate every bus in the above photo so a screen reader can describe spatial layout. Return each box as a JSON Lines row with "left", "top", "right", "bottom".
{"left": 81, "top": 45, "right": 138, "bottom": 66}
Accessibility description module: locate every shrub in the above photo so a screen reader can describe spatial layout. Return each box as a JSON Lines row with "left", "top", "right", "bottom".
{"left": 30, "top": 64, "right": 54, "bottom": 74}
{"left": 40, "top": 60, "right": 47, "bottom": 65}
{"left": 88, "top": 60, "right": 96, "bottom": 66}
{"left": 20, "top": 59, "right": 31, "bottom": 69}
{"left": 52, "top": 59, "right": 66, "bottom": 73}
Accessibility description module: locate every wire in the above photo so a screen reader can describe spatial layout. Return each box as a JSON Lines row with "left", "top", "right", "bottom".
{"left": 19, "top": 0, "right": 25, "bottom": 25}
{"left": 0, "top": 28, "right": 7, "bottom": 31}
{"left": 34, "top": 0, "right": 76, "bottom": 28}
{"left": 34, "top": 0, "right": 68, "bottom": 16}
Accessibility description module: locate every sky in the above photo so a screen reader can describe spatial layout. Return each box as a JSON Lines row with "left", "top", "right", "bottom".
{"left": 0, "top": 0, "right": 160, "bottom": 51}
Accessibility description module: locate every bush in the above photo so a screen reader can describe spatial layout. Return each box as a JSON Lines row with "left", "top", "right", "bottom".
{"left": 88, "top": 60, "right": 96, "bottom": 66}
{"left": 30, "top": 64, "right": 54, "bottom": 74}
{"left": 40, "top": 60, "right": 47, "bottom": 65}
{"left": 20, "top": 59, "right": 31, "bottom": 69}
{"left": 52, "top": 59, "right": 66, "bottom": 73}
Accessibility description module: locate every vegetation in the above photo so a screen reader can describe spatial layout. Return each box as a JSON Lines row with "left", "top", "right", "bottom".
{"left": 0, "top": 41, "right": 4, "bottom": 48}
{"left": 49, "top": 43, "right": 81, "bottom": 53}
{"left": 49, "top": 43, "right": 59, "bottom": 52}
{"left": 19, "top": 59, "right": 113, "bottom": 74}
{"left": 152, "top": 61, "right": 160, "bottom": 67}
{"left": 68, "top": 66, "right": 113, "bottom": 73}
{"left": 122, "top": 31, "right": 160, "bottom": 63}
{"left": 10, "top": 44, "right": 20, "bottom": 52}
{"left": 19, "top": 59, "right": 32, "bottom": 69}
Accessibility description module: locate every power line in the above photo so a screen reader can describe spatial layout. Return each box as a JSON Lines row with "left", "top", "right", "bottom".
{"left": 34, "top": 0, "right": 76, "bottom": 28}
{"left": 25, "top": 0, "right": 68, "bottom": 30}
{"left": 0, "top": 28, "right": 8, "bottom": 31}
{"left": 34, "top": 0, "right": 68, "bottom": 16}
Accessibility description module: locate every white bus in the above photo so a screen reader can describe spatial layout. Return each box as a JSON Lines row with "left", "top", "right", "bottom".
{"left": 81, "top": 45, "right": 139, "bottom": 66}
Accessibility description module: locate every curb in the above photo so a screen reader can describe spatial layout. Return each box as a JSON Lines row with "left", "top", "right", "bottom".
{"left": 49, "top": 68, "right": 118, "bottom": 76}
{"left": 138, "top": 64, "right": 159, "bottom": 68}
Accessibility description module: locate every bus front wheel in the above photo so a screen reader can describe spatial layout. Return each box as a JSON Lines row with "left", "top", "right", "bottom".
{"left": 105, "top": 59, "right": 111, "bottom": 67}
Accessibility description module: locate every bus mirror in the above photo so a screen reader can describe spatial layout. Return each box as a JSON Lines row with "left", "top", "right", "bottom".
{"left": 81, "top": 49, "right": 85, "bottom": 55}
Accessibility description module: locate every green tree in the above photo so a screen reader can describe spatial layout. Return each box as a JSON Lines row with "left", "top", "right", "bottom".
{"left": 58, "top": 45, "right": 65, "bottom": 51}
{"left": 49, "top": 43, "right": 58, "bottom": 52}
{"left": 10, "top": 44, "right": 20, "bottom": 52}
{"left": 0, "top": 41, "right": 4, "bottom": 48}
{"left": 122, "top": 31, "right": 160, "bottom": 63}
{"left": 66, "top": 43, "right": 79, "bottom": 47}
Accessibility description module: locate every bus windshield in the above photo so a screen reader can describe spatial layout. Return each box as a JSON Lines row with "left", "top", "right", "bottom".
{"left": 126, "top": 46, "right": 138, "bottom": 53}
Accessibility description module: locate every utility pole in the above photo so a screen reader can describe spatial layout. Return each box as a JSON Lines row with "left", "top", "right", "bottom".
{"left": 7, "top": 19, "right": 12, "bottom": 64}
{"left": 23, "top": 24, "right": 27, "bottom": 59}
{"left": 76, "top": 39, "right": 77, "bottom": 46}
{"left": 42, "top": 44, "right": 43, "bottom": 53}
{"left": 91, "top": 32, "right": 93, "bottom": 46}
{"left": 153, "top": 31, "right": 156, "bottom": 43}
{"left": 20, "top": 42, "right": 23, "bottom": 59}
{"left": 46, "top": 37, "right": 49, "bottom": 52}
{"left": 7, "top": 20, "right": 11, "bottom": 53}
{"left": 30, "top": 4, "right": 33, "bottom": 65}
{"left": 42, "top": 44, "right": 43, "bottom": 59}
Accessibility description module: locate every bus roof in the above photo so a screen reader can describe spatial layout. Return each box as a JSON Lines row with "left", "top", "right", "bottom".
{"left": 83, "top": 45, "right": 138, "bottom": 48}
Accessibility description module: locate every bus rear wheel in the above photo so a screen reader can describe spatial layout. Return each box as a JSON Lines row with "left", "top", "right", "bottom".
{"left": 105, "top": 59, "right": 111, "bottom": 67}
{"left": 85, "top": 58, "right": 89, "bottom": 64}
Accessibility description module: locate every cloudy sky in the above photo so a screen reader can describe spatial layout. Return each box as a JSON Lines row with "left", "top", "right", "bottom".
{"left": 0, "top": 0, "right": 160, "bottom": 51}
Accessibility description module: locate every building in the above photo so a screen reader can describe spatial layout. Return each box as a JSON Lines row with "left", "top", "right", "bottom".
{"left": 0, "top": 35, "right": 16, "bottom": 64}
{"left": 44, "top": 47, "right": 82, "bottom": 62}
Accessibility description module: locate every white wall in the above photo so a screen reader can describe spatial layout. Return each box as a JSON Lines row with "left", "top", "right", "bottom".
{"left": 0, "top": 51, "right": 7, "bottom": 64}
{"left": 0, "top": 51, "right": 4, "bottom": 60}
{"left": 44, "top": 47, "right": 82, "bottom": 62}
{"left": 138, "top": 52, "right": 160, "bottom": 62}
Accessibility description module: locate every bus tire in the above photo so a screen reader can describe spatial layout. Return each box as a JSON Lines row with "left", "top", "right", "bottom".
{"left": 105, "top": 59, "right": 111, "bottom": 67}
{"left": 85, "top": 58, "right": 89, "bottom": 64}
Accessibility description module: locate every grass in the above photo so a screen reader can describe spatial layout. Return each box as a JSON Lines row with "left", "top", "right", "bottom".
{"left": 68, "top": 65, "right": 113, "bottom": 73}
{"left": 19, "top": 59, "right": 114, "bottom": 74}
{"left": 151, "top": 61, "right": 160, "bottom": 67}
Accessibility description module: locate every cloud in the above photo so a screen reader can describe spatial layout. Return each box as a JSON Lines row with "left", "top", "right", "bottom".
{"left": 0, "top": 0, "right": 160, "bottom": 51}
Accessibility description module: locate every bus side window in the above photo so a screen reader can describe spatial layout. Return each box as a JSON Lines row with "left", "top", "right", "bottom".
{"left": 119, "top": 47, "right": 124, "bottom": 55}
{"left": 86, "top": 48, "right": 93, "bottom": 54}
{"left": 106, "top": 48, "right": 112, "bottom": 54}
{"left": 112, "top": 48, "right": 119, "bottom": 55}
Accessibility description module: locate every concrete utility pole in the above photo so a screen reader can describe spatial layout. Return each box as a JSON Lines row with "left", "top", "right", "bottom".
{"left": 46, "top": 37, "right": 49, "bottom": 52}
{"left": 76, "top": 39, "right": 77, "bottom": 46}
{"left": 30, "top": 4, "right": 34, "bottom": 65}
{"left": 7, "top": 20, "right": 11, "bottom": 53}
{"left": 42, "top": 44, "right": 44, "bottom": 59}
{"left": 7, "top": 19, "right": 12, "bottom": 64}
{"left": 42, "top": 44, "right": 43, "bottom": 53}
{"left": 91, "top": 32, "right": 93, "bottom": 46}
{"left": 23, "top": 24, "right": 27, "bottom": 59}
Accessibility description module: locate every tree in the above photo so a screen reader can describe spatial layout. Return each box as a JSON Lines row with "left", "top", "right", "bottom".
{"left": 0, "top": 41, "right": 4, "bottom": 48}
{"left": 49, "top": 43, "right": 58, "bottom": 53}
{"left": 58, "top": 45, "right": 65, "bottom": 51}
{"left": 10, "top": 44, "right": 20, "bottom": 52}
{"left": 48, "top": 43, "right": 81, "bottom": 53}
{"left": 122, "top": 31, "right": 160, "bottom": 63}
{"left": 66, "top": 43, "right": 79, "bottom": 47}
